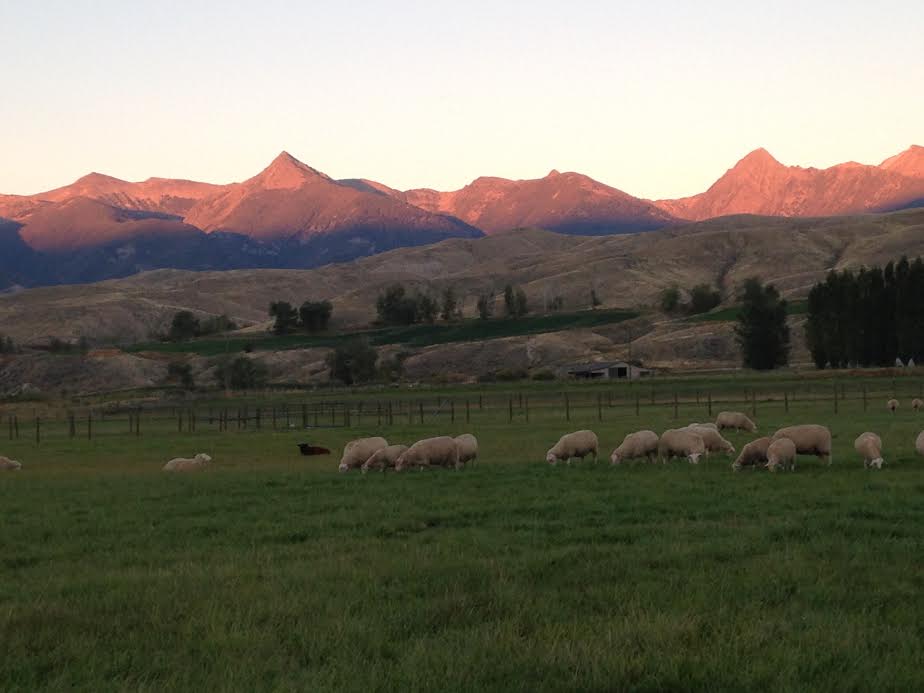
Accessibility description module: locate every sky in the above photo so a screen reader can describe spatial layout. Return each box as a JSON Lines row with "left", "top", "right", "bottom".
{"left": 2, "top": 0, "right": 923, "bottom": 199}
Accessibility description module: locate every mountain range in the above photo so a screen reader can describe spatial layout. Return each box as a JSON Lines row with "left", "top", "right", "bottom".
{"left": 2, "top": 145, "right": 923, "bottom": 289}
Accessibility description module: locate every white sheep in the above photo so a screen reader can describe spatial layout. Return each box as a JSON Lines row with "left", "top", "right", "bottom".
{"left": 715, "top": 411, "right": 758, "bottom": 432}
{"left": 766, "top": 438, "right": 796, "bottom": 472}
{"left": 887, "top": 399, "right": 899, "bottom": 413}
{"left": 163, "top": 453, "right": 212, "bottom": 472}
{"left": 454, "top": 434, "right": 479, "bottom": 466}
{"left": 658, "top": 429, "right": 706, "bottom": 464}
{"left": 395, "top": 437, "right": 461, "bottom": 471}
{"left": 686, "top": 422, "right": 718, "bottom": 430}
{"left": 361, "top": 444, "right": 408, "bottom": 473}
{"left": 546, "top": 430, "right": 599, "bottom": 465}
{"left": 771, "top": 425, "right": 833, "bottom": 465}
{"left": 339, "top": 436, "right": 388, "bottom": 472}
{"left": 912, "top": 398, "right": 923, "bottom": 412}
{"left": 732, "top": 437, "right": 771, "bottom": 471}
{"left": 916, "top": 431, "right": 924, "bottom": 457}
{"left": 854, "top": 432, "right": 884, "bottom": 469}
{"left": 0, "top": 455, "right": 22, "bottom": 471}
{"left": 610, "top": 430, "right": 659, "bottom": 464}
{"left": 684, "top": 425, "right": 736, "bottom": 456}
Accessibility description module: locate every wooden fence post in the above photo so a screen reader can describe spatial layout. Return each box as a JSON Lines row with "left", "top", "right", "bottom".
{"left": 784, "top": 390, "right": 789, "bottom": 413}
{"left": 598, "top": 393, "right": 603, "bottom": 421}
{"left": 302, "top": 404, "right": 307, "bottom": 428}
{"left": 707, "top": 392, "right": 712, "bottom": 417}
{"left": 525, "top": 396, "right": 530, "bottom": 422}
{"left": 635, "top": 393, "right": 640, "bottom": 416}
{"left": 863, "top": 387, "right": 867, "bottom": 411}
{"left": 35, "top": 416, "right": 40, "bottom": 444}
{"left": 673, "top": 391, "right": 678, "bottom": 419}
{"left": 450, "top": 400, "right": 455, "bottom": 423}
{"left": 508, "top": 397, "right": 513, "bottom": 423}
{"left": 834, "top": 385, "right": 839, "bottom": 414}
{"left": 466, "top": 399, "right": 471, "bottom": 423}
{"left": 87, "top": 413, "right": 92, "bottom": 440}
{"left": 565, "top": 393, "right": 571, "bottom": 421}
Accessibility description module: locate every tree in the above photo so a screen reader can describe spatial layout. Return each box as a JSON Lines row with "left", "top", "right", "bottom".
{"left": 659, "top": 286, "right": 681, "bottom": 313}
{"left": 199, "top": 314, "right": 238, "bottom": 336}
{"left": 735, "top": 278, "right": 790, "bottom": 370}
{"left": 376, "top": 285, "right": 418, "bottom": 325}
{"left": 416, "top": 294, "right": 438, "bottom": 324}
{"left": 167, "top": 361, "right": 195, "bottom": 390}
{"left": 688, "top": 284, "right": 722, "bottom": 315}
{"left": 515, "top": 288, "right": 528, "bottom": 317}
{"left": 476, "top": 293, "right": 494, "bottom": 320}
{"left": 326, "top": 338, "right": 378, "bottom": 385}
{"left": 269, "top": 301, "right": 299, "bottom": 335}
{"left": 591, "top": 288, "right": 602, "bottom": 308}
{"left": 299, "top": 300, "right": 333, "bottom": 331}
{"left": 214, "top": 356, "right": 268, "bottom": 390}
{"left": 504, "top": 284, "right": 528, "bottom": 318}
{"left": 0, "top": 334, "right": 15, "bottom": 354}
{"left": 440, "top": 287, "right": 460, "bottom": 322}
{"left": 549, "top": 295, "right": 564, "bottom": 311}
{"left": 168, "top": 311, "right": 200, "bottom": 342}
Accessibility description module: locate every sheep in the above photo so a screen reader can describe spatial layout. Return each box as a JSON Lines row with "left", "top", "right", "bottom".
{"left": 715, "top": 411, "right": 758, "bottom": 433}
{"left": 339, "top": 437, "right": 388, "bottom": 472}
{"left": 887, "top": 399, "right": 899, "bottom": 413}
{"left": 163, "top": 453, "right": 212, "bottom": 472}
{"left": 298, "top": 443, "right": 331, "bottom": 456}
{"left": 916, "top": 431, "right": 924, "bottom": 457}
{"left": 546, "top": 430, "right": 599, "bottom": 465}
{"left": 658, "top": 429, "right": 706, "bottom": 464}
{"left": 686, "top": 422, "right": 718, "bottom": 430}
{"left": 684, "top": 425, "right": 736, "bottom": 456}
{"left": 395, "top": 437, "right": 461, "bottom": 471}
{"left": 771, "top": 425, "right": 832, "bottom": 465}
{"left": 0, "top": 455, "right": 22, "bottom": 471}
{"left": 854, "top": 432, "right": 884, "bottom": 469}
{"left": 766, "top": 438, "right": 797, "bottom": 472}
{"left": 610, "top": 430, "right": 659, "bottom": 464}
{"left": 454, "top": 434, "right": 479, "bottom": 466}
{"left": 731, "top": 437, "right": 771, "bottom": 471}
{"left": 913, "top": 398, "right": 923, "bottom": 412}
{"left": 361, "top": 444, "right": 409, "bottom": 473}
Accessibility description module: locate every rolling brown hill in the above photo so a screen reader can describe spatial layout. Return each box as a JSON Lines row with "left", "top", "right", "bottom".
{"left": 658, "top": 147, "right": 924, "bottom": 220}
{"left": 403, "top": 170, "right": 677, "bottom": 235}
{"left": 2, "top": 208, "right": 923, "bottom": 345}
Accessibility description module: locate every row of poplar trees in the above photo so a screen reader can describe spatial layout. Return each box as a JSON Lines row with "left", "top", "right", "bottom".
{"left": 805, "top": 256, "right": 924, "bottom": 369}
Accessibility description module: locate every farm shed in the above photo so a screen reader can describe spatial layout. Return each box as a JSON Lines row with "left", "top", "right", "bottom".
{"left": 565, "top": 361, "right": 652, "bottom": 381}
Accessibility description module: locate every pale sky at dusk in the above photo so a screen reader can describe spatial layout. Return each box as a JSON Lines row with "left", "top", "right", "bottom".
{"left": 2, "top": 0, "right": 922, "bottom": 199}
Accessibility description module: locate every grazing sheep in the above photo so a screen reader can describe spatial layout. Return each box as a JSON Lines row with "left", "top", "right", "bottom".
{"left": 610, "top": 430, "right": 659, "bottom": 464}
{"left": 339, "top": 437, "right": 388, "bottom": 472}
{"left": 732, "top": 437, "right": 771, "bottom": 471}
{"left": 454, "top": 434, "right": 479, "bottom": 466}
{"left": 766, "top": 438, "right": 797, "bottom": 472}
{"left": 163, "top": 453, "right": 212, "bottom": 472}
{"left": 854, "top": 432, "right": 884, "bottom": 469}
{"left": 298, "top": 443, "right": 331, "bottom": 456}
{"left": 715, "top": 411, "right": 758, "bottom": 433}
{"left": 546, "top": 430, "right": 599, "bottom": 465}
{"left": 658, "top": 429, "right": 706, "bottom": 464}
{"left": 0, "top": 455, "right": 22, "bottom": 471}
{"left": 887, "top": 399, "right": 899, "bottom": 413}
{"left": 771, "top": 425, "right": 833, "bottom": 465}
{"left": 395, "top": 437, "right": 461, "bottom": 471}
{"left": 913, "top": 398, "right": 923, "bottom": 412}
{"left": 684, "top": 425, "right": 736, "bottom": 456}
{"left": 686, "top": 422, "right": 718, "bottom": 430}
{"left": 361, "top": 444, "right": 409, "bottom": 473}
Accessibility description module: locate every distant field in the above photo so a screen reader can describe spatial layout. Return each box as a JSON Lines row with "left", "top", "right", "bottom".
{"left": 126, "top": 308, "right": 639, "bottom": 356}
{"left": 688, "top": 299, "right": 809, "bottom": 323}
{"left": 2, "top": 375, "right": 923, "bottom": 691}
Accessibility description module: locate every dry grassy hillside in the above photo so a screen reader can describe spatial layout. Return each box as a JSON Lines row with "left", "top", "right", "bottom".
{"left": 1, "top": 209, "right": 923, "bottom": 345}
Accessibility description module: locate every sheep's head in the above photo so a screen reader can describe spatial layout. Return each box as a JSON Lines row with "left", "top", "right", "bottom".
{"left": 394, "top": 453, "right": 409, "bottom": 472}
{"left": 688, "top": 452, "right": 702, "bottom": 464}
{"left": 609, "top": 451, "right": 621, "bottom": 465}
{"left": 195, "top": 453, "right": 212, "bottom": 464}
{"left": 870, "top": 457, "right": 884, "bottom": 470}
{"left": 545, "top": 450, "right": 558, "bottom": 465}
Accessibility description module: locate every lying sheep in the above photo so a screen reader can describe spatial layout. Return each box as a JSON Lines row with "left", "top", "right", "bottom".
{"left": 684, "top": 425, "right": 735, "bottom": 456}
{"left": 0, "top": 455, "right": 22, "bottom": 471}
{"left": 395, "top": 437, "right": 461, "bottom": 471}
{"left": 854, "top": 432, "right": 884, "bottom": 469}
{"left": 766, "top": 438, "right": 796, "bottom": 472}
{"left": 732, "top": 437, "right": 771, "bottom": 471}
{"left": 361, "top": 444, "right": 408, "bottom": 473}
{"left": 658, "top": 429, "right": 705, "bottom": 464}
{"left": 546, "top": 430, "right": 599, "bottom": 465}
{"left": 913, "top": 398, "right": 923, "bottom": 412}
{"left": 716, "top": 411, "right": 758, "bottom": 432}
{"left": 771, "top": 425, "right": 832, "bottom": 465}
{"left": 454, "top": 434, "right": 479, "bottom": 466}
{"left": 339, "top": 436, "right": 388, "bottom": 473}
{"left": 887, "top": 399, "right": 899, "bottom": 413}
{"left": 163, "top": 453, "right": 212, "bottom": 472}
{"left": 610, "top": 430, "right": 659, "bottom": 464}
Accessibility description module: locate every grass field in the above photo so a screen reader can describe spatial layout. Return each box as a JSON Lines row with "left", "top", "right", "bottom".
{"left": 2, "top": 382, "right": 924, "bottom": 691}
{"left": 687, "top": 299, "right": 809, "bottom": 323}
{"left": 128, "top": 308, "right": 639, "bottom": 356}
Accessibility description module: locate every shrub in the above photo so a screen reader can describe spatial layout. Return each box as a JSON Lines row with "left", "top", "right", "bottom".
{"left": 327, "top": 339, "right": 378, "bottom": 385}
{"left": 214, "top": 356, "right": 268, "bottom": 390}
